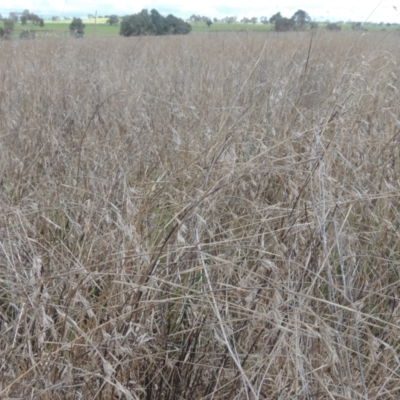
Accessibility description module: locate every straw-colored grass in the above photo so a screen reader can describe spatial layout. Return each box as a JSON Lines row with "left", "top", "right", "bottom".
{"left": 1, "top": 31, "right": 400, "bottom": 399}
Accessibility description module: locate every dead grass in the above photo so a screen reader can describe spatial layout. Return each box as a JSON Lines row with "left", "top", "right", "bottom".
{"left": 1, "top": 31, "right": 400, "bottom": 399}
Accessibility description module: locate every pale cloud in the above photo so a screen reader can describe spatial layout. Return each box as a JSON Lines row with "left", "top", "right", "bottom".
{"left": 1, "top": 0, "right": 400, "bottom": 22}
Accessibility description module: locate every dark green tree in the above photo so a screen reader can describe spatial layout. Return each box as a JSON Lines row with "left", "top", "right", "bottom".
{"left": 275, "top": 17, "right": 295, "bottom": 31}
{"left": 164, "top": 14, "right": 191, "bottom": 34}
{"left": 120, "top": 9, "right": 191, "bottom": 36}
{"left": 292, "top": 10, "right": 311, "bottom": 28}
{"left": 206, "top": 19, "right": 212, "bottom": 27}
{"left": 31, "top": 14, "right": 40, "bottom": 24}
{"left": 270, "top": 12, "right": 282, "bottom": 25}
{"left": 120, "top": 10, "right": 156, "bottom": 36}
{"left": 151, "top": 9, "right": 167, "bottom": 34}
{"left": 326, "top": 23, "right": 341, "bottom": 31}
{"left": 107, "top": 15, "right": 119, "bottom": 25}
{"left": 69, "top": 18, "right": 85, "bottom": 37}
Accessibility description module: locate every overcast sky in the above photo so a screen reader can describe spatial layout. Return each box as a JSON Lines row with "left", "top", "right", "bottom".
{"left": 1, "top": 0, "right": 400, "bottom": 23}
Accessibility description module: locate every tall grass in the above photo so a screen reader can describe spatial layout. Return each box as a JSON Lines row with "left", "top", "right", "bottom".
{"left": 1, "top": 31, "right": 400, "bottom": 399}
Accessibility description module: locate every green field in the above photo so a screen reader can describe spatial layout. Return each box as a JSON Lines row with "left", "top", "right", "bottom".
{"left": 5, "top": 19, "right": 273, "bottom": 37}
{"left": 3, "top": 18, "right": 399, "bottom": 37}
{"left": 6, "top": 19, "right": 120, "bottom": 37}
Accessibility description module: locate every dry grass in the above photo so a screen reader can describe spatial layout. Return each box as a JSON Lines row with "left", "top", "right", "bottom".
{"left": 1, "top": 31, "right": 400, "bottom": 399}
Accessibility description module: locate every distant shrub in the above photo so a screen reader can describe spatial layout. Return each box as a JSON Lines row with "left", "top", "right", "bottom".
{"left": 351, "top": 22, "right": 362, "bottom": 31}
{"left": 3, "top": 19, "right": 14, "bottom": 33}
{"left": 107, "top": 15, "right": 119, "bottom": 25}
{"left": 20, "top": 30, "right": 36, "bottom": 39}
{"left": 326, "top": 23, "right": 341, "bottom": 31}
{"left": 69, "top": 18, "right": 85, "bottom": 38}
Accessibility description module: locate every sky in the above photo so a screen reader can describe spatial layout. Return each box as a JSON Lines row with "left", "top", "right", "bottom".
{"left": 1, "top": 0, "right": 400, "bottom": 23}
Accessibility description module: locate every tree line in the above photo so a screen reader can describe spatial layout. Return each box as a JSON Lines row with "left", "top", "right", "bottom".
{"left": 1, "top": 7, "right": 392, "bottom": 39}
{"left": 188, "top": 10, "right": 312, "bottom": 31}
{"left": 0, "top": 9, "right": 191, "bottom": 39}
{"left": 0, "top": 9, "right": 45, "bottom": 39}
{"left": 68, "top": 9, "right": 192, "bottom": 37}
{"left": 188, "top": 10, "right": 385, "bottom": 32}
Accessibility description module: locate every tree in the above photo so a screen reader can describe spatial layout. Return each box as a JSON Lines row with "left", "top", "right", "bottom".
{"left": 250, "top": 17, "right": 258, "bottom": 24}
{"left": 69, "top": 18, "right": 85, "bottom": 37}
{"left": 19, "top": 11, "right": 44, "bottom": 27}
{"left": 120, "top": 9, "right": 191, "bottom": 37}
{"left": 351, "top": 22, "right": 362, "bottom": 31}
{"left": 120, "top": 9, "right": 156, "bottom": 36}
{"left": 31, "top": 14, "right": 40, "bottom": 24}
{"left": 310, "top": 22, "right": 318, "bottom": 30}
{"left": 4, "top": 19, "right": 14, "bottom": 33}
{"left": 189, "top": 14, "right": 201, "bottom": 24}
{"left": 107, "top": 15, "right": 119, "bottom": 25}
{"left": 206, "top": 19, "right": 212, "bottom": 28}
{"left": 150, "top": 9, "right": 167, "bottom": 34}
{"left": 270, "top": 12, "right": 282, "bottom": 25}
{"left": 9, "top": 12, "right": 19, "bottom": 22}
{"left": 292, "top": 10, "right": 311, "bottom": 29}
{"left": 164, "top": 14, "right": 192, "bottom": 34}
{"left": 224, "top": 16, "right": 237, "bottom": 24}
{"left": 275, "top": 18, "right": 295, "bottom": 31}
{"left": 260, "top": 16, "right": 269, "bottom": 25}
{"left": 326, "top": 23, "right": 341, "bottom": 31}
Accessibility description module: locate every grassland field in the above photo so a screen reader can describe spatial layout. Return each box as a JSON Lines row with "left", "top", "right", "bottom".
{"left": 1, "top": 30, "right": 400, "bottom": 398}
